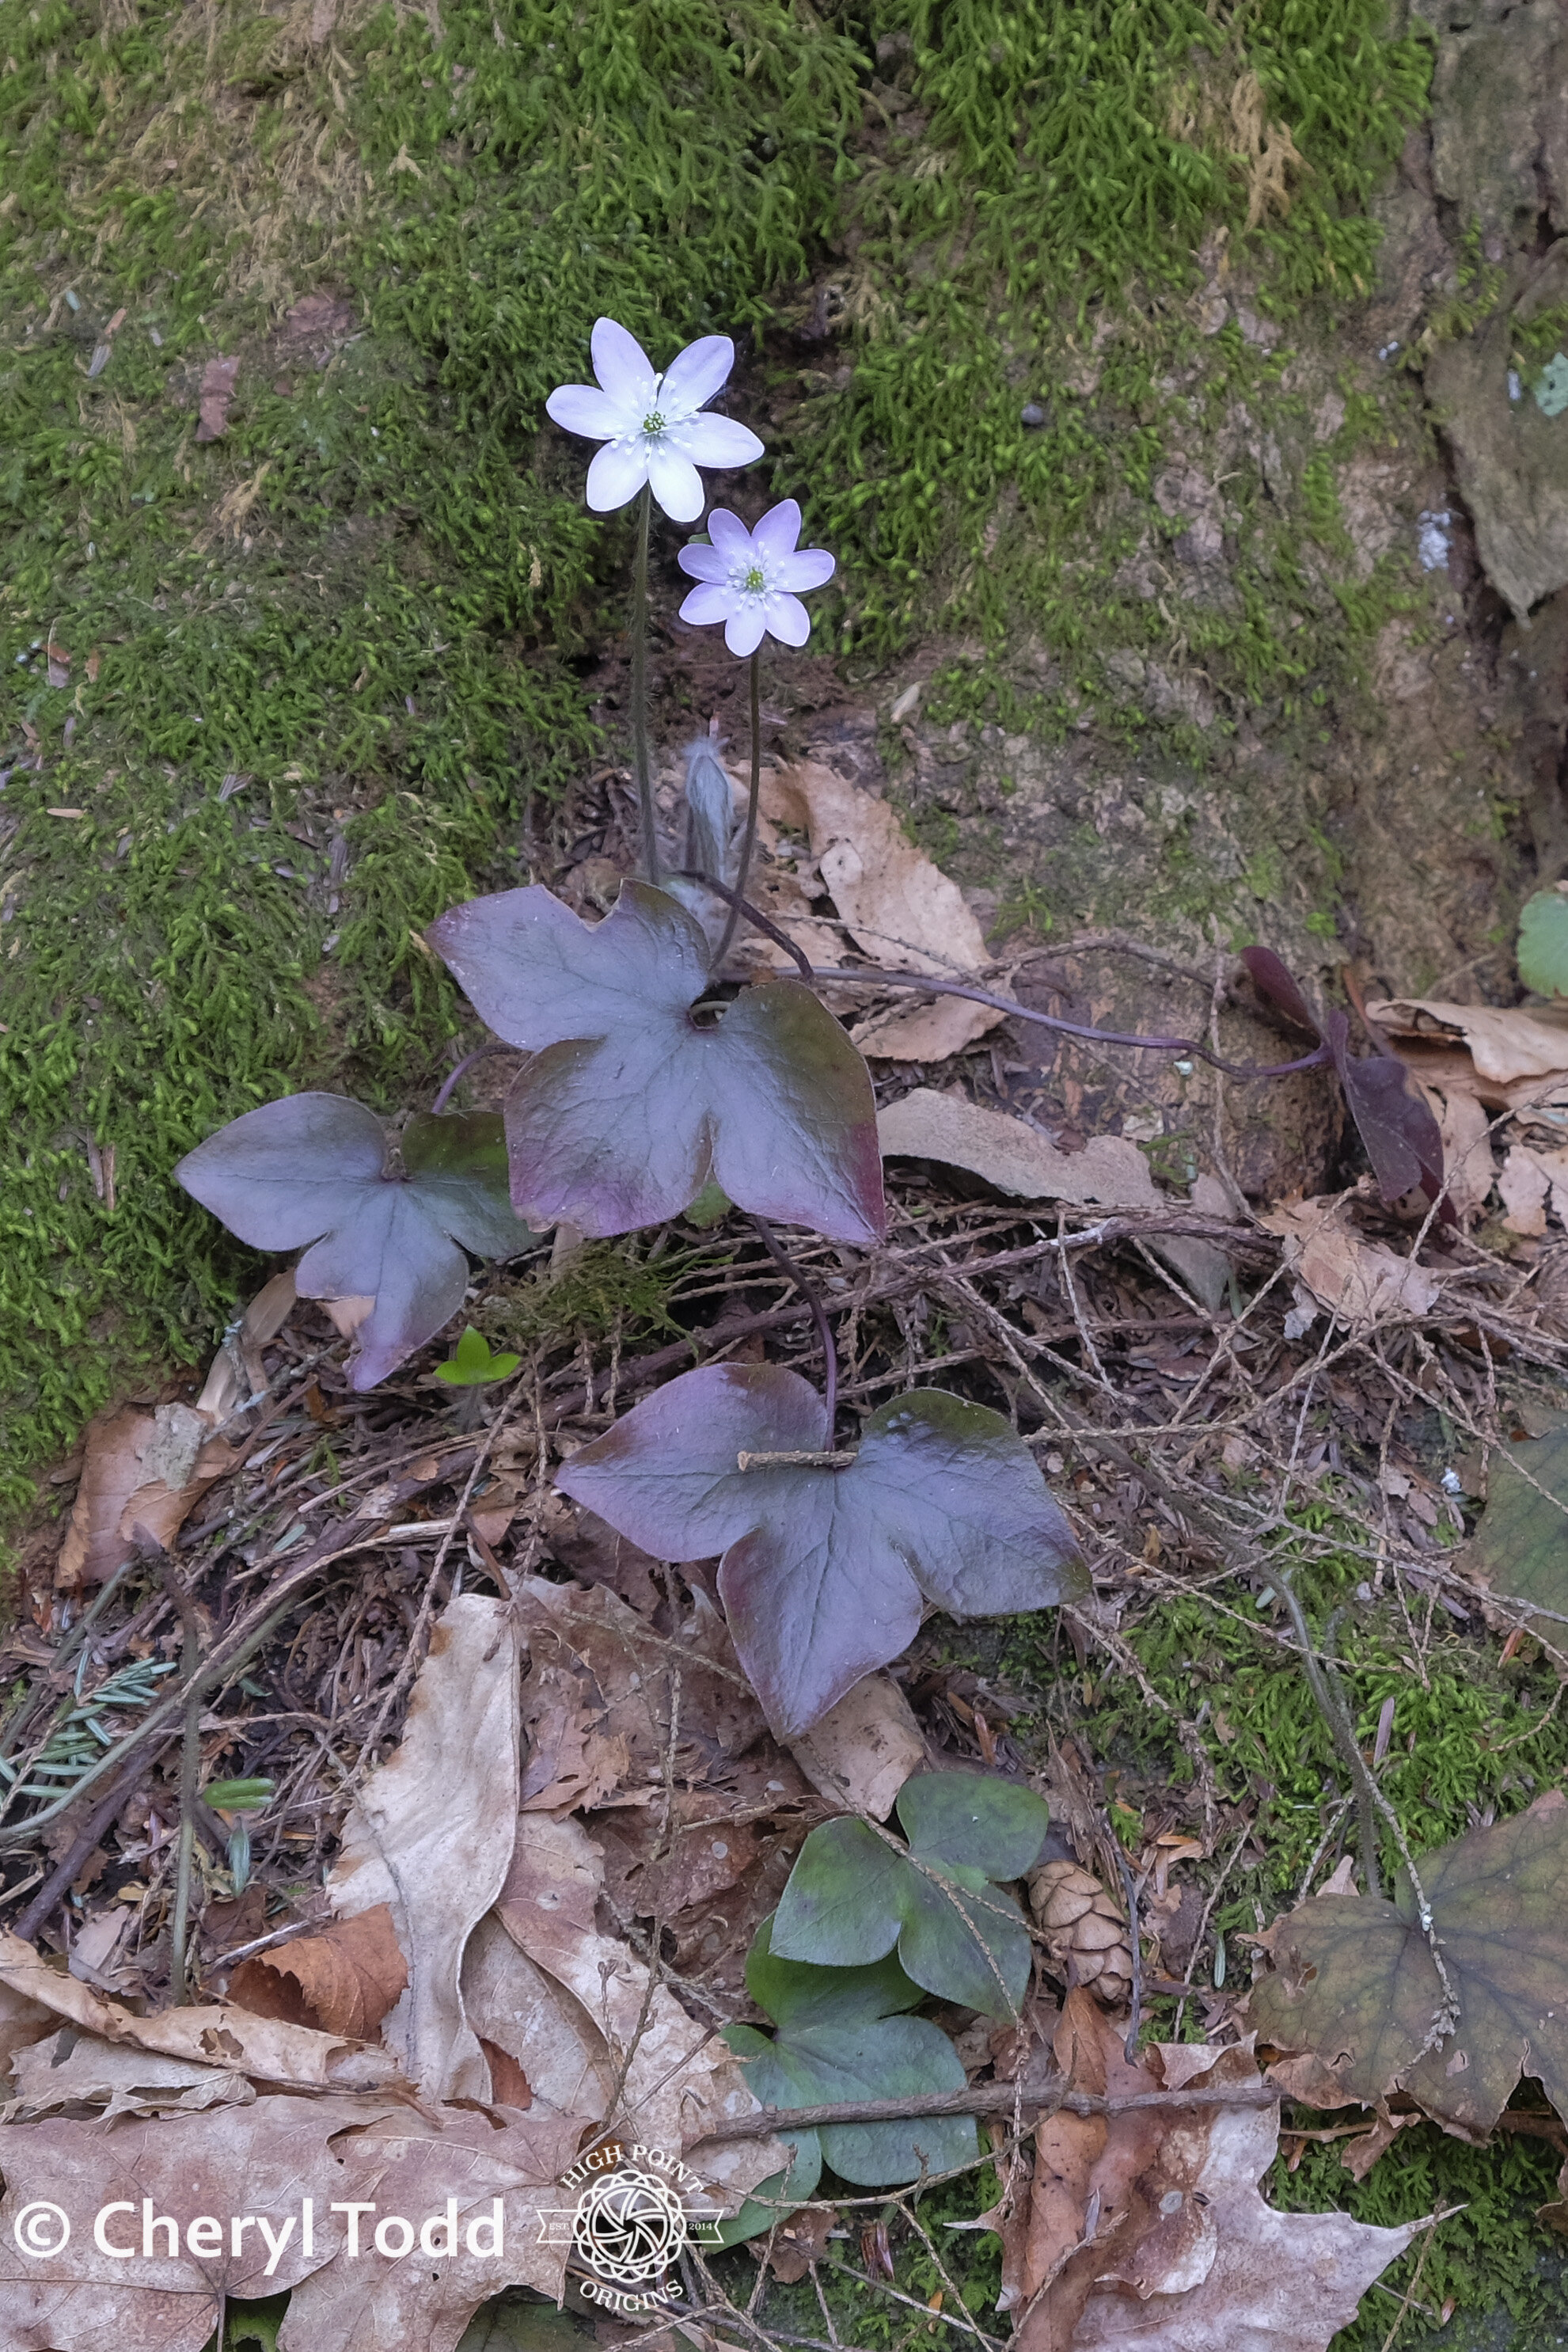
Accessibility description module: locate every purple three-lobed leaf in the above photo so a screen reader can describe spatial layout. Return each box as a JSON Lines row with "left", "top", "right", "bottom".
{"left": 427, "top": 881, "right": 885, "bottom": 1245}
{"left": 556, "top": 1362, "right": 1088, "bottom": 1736}
{"left": 1240, "top": 945, "right": 1446, "bottom": 1213}
{"left": 176, "top": 1095, "right": 530, "bottom": 1391}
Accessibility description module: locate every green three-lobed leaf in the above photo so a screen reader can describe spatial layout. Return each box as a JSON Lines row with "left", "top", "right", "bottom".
{"left": 769, "top": 1771, "right": 1050, "bottom": 2019}
{"left": 427, "top": 880, "right": 885, "bottom": 1245}
{"left": 177, "top": 1095, "right": 530, "bottom": 1390}
{"left": 555, "top": 1364, "right": 1088, "bottom": 1736}
{"left": 723, "top": 1913, "right": 978, "bottom": 2198}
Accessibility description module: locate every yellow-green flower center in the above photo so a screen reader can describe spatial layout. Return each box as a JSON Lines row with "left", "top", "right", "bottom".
{"left": 642, "top": 410, "right": 666, "bottom": 437}
{"left": 742, "top": 564, "right": 767, "bottom": 594}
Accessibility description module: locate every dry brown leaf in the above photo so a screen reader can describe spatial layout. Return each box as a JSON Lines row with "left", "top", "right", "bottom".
{"left": 461, "top": 1911, "right": 610, "bottom": 2118}
{"left": 193, "top": 1268, "right": 298, "bottom": 1422}
{"left": 517, "top": 1575, "right": 767, "bottom": 1788}
{"left": 5, "top": 2028, "right": 253, "bottom": 2125}
{"left": 1000, "top": 1993, "right": 1418, "bottom": 2352}
{"left": 761, "top": 760, "right": 1001, "bottom": 1059}
{"left": 328, "top": 1595, "right": 520, "bottom": 2102}
{"left": 0, "top": 1932, "right": 398, "bottom": 2091}
{"left": 767, "top": 2200, "right": 839, "bottom": 2281}
{"left": 788, "top": 1672, "right": 926, "bottom": 1820}
{"left": 879, "top": 1088, "right": 1163, "bottom": 1209}
{"left": 56, "top": 1402, "right": 238, "bottom": 1590}
{"left": 1500, "top": 1144, "right": 1551, "bottom": 1237}
{"left": 0, "top": 2093, "right": 402, "bottom": 2350}
{"left": 1369, "top": 997, "right": 1568, "bottom": 1088}
{"left": 1419, "top": 1085, "right": 1497, "bottom": 1223}
{"left": 518, "top": 1662, "right": 631, "bottom": 1813}
{"left": 492, "top": 1811, "right": 787, "bottom": 2204}
{"left": 229, "top": 1904, "right": 408, "bottom": 2041}
{"left": 195, "top": 355, "right": 238, "bottom": 442}
{"left": 0, "top": 1975, "right": 60, "bottom": 2087}
{"left": 1259, "top": 1197, "right": 1441, "bottom": 1324}
{"left": 0, "top": 2090, "right": 580, "bottom": 2352}
{"left": 536, "top": 1492, "right": 663, "bottom": 1614}
{"left": 275, "top": 2102, "right": 585, "bottom": 2351}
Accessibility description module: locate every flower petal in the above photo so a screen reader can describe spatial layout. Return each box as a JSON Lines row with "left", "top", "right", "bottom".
{"left": 659, "top": 334, "right": 735, "bottom": 418}
{"left": 752, "top": 500, "right": 803, "bottom": 559}
{"left": 724, "top": 605, "right": 769, "bottom": 658}
{"left": 646, "top": 444, "right": 705, "bottom": 522}
{"left": 765, "top": 592, "right": 812, "bottom": 648}
{"left": 678, "top": 583, "right": 732, "bottom": 627}
{"left": 591, "top": 317, "right": 656, "bottom": 413}
{"left": 678, "top": 542, "right": 731, "bottom": 583}
{"left": 546, "top": 384, "right": 630, "bottom": 440}
{"left": 674, "top": 412, "right": 765, "bottom": 470}
{"left": 585, "top": 439, "right": 650, "bottom": 513}
{"left": 773, "top": 545, "right": 836, "bottom": 592}
{"left": 707, "top": 508, "right": 754, "bottom": 559}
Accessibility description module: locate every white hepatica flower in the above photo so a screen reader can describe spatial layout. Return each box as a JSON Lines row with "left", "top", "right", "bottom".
{"left": 545, "top": 317, "right": 764, "bottom": 523}
{"left": 676, "top": 502, "right": 836, "bottom": 657}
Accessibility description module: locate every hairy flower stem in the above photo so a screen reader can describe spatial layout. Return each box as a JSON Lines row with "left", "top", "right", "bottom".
{"left": 750, "top": 1214, "right": 837, "bottom": 1431}
{"left": 709, "top": 649, "right": 760, "bottom": 975}
{"left": 631, "top": 485, "right": 660, "bottom": 883}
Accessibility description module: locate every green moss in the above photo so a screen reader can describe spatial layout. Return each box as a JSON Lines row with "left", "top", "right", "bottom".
{"left": 0, "top": 0, "right": 1441, "bottom": 1517}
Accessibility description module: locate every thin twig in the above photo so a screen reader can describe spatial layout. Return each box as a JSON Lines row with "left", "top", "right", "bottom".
{"left": 699, "top": 2078, "right": 1280, "bottom": 2140}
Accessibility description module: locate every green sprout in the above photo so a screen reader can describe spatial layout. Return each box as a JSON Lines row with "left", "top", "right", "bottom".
{"left": 434, "top": 1326, "right": 522, "bottom": 1388}
{"left": 204, "top": 1776, "right": 274, "bottom": 1897}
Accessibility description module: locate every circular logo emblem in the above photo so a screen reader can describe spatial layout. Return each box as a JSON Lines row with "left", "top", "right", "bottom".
{"left": 571, "top": 2165, "right": 688, "bottom": 2287}
{"left": 13, "top": 2202, "right": 70, "bottom": 2259}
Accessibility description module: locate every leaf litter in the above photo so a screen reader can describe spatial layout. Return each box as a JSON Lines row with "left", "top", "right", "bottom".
{"left": 13, "top": 785, "right": 1568, "bottom": 2350}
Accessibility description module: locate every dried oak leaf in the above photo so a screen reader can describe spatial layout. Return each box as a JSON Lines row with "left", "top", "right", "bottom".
{"left": 556, "top": 1363, "right": 1086, "bottom": 1738}
{"left": 0, "top": 2092, "right": 404, "bottom": 2352}
{"left": 1246, "top": 1793, "right": 1568, "bottom": 2140}
{"left": 326, "top": 1596, "right": 520, "bottom": 2103}
{"left": 177, "top": 1096, "right": 530, "bottom": 1390}
{"left": 427, "top": 880, "right": 885, "bottom": 1244}
{"left": 275, "top": 2103, "right": 586, "bottom": 2352}
{"left": 228, "top": 1904, "right": 408, "bottom": 2041}
{"left": 1000, "top": 1991, "right": 1418, "bottom": 2352}
{"left": 488, "top": 1810, "right": 788, "bottom": 2210}
{"left": 0, "top": 1930, "right": 398, "bottom": 2092}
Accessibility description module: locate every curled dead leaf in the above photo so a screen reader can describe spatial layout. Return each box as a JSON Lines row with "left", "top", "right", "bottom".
{"left": 228, "top": 1904, "right": 408, "bottom": 2041}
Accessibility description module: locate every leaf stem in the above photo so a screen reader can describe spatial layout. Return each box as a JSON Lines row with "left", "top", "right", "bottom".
{"left": 430, "top": 1041, "right": 510, "bottom": 1115}
{"left": 748, "top": 1214, "right": 838, "bottom": 1433}
{"left": 676, "top": 868, "right": 813, "bottom": 980}
{"left": 809, "top": 966, "right": 1334, "bottom": 1083}
{"left": 631, "top": 484, "right": 660, "bottom": 883}
{"left": 708, "top": 648, "right": 760, "bottom": 975}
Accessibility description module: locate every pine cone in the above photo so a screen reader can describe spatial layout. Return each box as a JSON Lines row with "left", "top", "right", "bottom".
{"left": 1027, "top": 1859, "right": 1134, "bottom": 2008}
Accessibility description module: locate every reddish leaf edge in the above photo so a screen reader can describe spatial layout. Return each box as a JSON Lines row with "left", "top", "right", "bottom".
{"left": 1240, "top": 947, "right": 1448, "bottom": 1219}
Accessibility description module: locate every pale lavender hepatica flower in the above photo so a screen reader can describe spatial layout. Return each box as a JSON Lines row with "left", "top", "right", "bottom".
{"left": 545, "top": 318, "right": 764, "bottom": 524}
{"left": 676, "top": 502, "right": 836, "bottom": 657}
